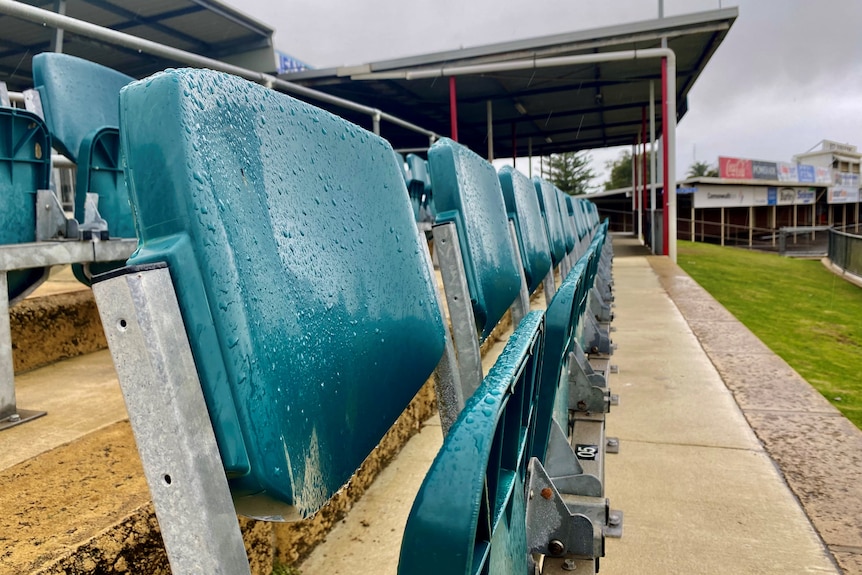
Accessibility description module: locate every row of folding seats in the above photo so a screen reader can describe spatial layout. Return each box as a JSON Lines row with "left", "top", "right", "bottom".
{"left": 90, "top": 65, "right": 615, "bottom": 574}
{"left": 0, "top": 53, "right": 136, "bottom": 306}
{"left": 401, "top": 136, "right": 616, "bottom": 573}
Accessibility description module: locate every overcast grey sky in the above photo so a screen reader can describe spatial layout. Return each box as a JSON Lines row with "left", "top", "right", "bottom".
{"left": 227, "top": 0, "right": 862, "bottom": 186}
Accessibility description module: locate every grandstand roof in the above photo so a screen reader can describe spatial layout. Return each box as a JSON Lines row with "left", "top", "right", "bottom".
{"left": 284, "top": 8, "right": 737, "bottom": 157}
{"left": 0, "top": 0, "right": 276, "bottom": 92}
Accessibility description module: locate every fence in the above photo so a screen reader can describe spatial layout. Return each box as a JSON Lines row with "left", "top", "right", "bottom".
{"left": 829, "top": 227, "right": 862, "bottom": 278}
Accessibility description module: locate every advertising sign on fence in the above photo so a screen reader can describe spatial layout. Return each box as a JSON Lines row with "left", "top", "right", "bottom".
{"left": 777, "top": 162, "right": 799, "bottom": 182}
{"left": 752, "top": 160, "right": 778, "bottom": 180}
{"left": 815, "top": 166, "right": 832, "bottom": 184}
{"left": 719, "top": 157, "right": 752, "bottom": 179}
{"left": 695, "top": 185, "right": 817, "bottom": 208}
{"left": 797, "top": 164, "right": 816, "bottom": 183}
{"left": 829, "top": 186, "right": 860, "bottom": 204}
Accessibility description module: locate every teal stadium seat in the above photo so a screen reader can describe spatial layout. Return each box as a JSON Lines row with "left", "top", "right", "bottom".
{"left": 400, "top": 311, "right": 545, "bottom": 575}
{"left": 118, "top": 68, "right": 446, "bottom": 518}
{"left": 556, "top": 189, "right": 577, "bottom": 256}
{"left": 0, "top": 107, "right": 52, "bottom": 303}
{"left": 533, "top": 177, "right": 567, "bottom": 266}
{"left": 430, "top": 138, "right": 521, "bottom": 340}
{"left": 497, "top": 166, "right": 552, "bottom": 294}
{"left": 533, "top": 261, "right": 586, "bottom": 464}
{"left": 32, "top": 52, "right": 135, "bottom": 283}
{"left": 406, "top": 153, "right": 434, "bottom": 224}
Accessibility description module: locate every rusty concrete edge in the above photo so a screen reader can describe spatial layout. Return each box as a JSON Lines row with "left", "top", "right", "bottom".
{"left": 11, "top": 290, "right": 108, "bottom": 374}
{"left": 647, "top": 254, "right": 860, "bottom": 573}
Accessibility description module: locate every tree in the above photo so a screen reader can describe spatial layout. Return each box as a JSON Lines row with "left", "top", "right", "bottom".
{"left": 545, "top": 151, "right": 596, "bottom": 195}
{"left": 604, "top": 149, "right": 656, "bottom": 191}
{"left": 687, "top": 160, "right": 719, "bottom": 178}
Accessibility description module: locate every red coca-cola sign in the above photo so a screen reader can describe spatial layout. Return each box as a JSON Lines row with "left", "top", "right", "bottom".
{"left": 719, "top": 156, "right": 753, "bottom": 179}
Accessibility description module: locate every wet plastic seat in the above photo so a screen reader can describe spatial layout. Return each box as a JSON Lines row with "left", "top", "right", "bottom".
{"left": 0, "top": 107, "right": 52, "bottom": 303}
{"left": 567, "top": 195, "right": 586, "bottom": 241}
{"left": 430, "top": 138, "right": 521, "bottom": 340}
{"left": 399, "top": 311, "right": 545, "bottom": 574}
{"left": 32, "top": 52, "right": 135, "bottom": 282}
{"left": 533, "top": 260, "right": 587, "bottom": 462}
{"left": 533, "top": 177, "right": 567, "bottom": 266}
{"left": 498, "top": 166, "right": 552, "bottom": 294}
{"left": 118, "top": 68, "right": 446, "bottom": 518}
{"left": 556, "top": 189, "right": 577, "bottom": 256}
{"left": 406, "top": 153, "right": 434, "bottom": 223}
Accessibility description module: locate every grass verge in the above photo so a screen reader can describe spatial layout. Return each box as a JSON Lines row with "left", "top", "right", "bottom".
{"left": 676, "top": 241, "right": 862, "bottom": 429}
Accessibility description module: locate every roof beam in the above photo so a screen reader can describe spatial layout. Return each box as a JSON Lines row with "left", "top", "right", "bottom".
{"left": 79, "top": 0, "right": 210, "bottom": 52}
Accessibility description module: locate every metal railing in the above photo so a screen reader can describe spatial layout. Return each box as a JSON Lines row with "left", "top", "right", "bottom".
{"left": 829, "top": 227, "right": 862, "bottom": 278}
{"left": 0, "top": 0, "right": 439, "bottom": 142}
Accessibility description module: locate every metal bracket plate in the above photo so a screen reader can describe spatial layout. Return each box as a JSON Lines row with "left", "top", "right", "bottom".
{"left": 567, "top": 347, "right": 610, "bottom": 414}
{"left": 0, "top": 409, "right": 47, "bottom": 431}
{"left": 526, "top": 458, "right": 604, "bottom": 559}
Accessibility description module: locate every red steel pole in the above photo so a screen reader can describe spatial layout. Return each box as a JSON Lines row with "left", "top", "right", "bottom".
{"left": 449, "top": 76, "right": 458, "bottom": 142}
{"left": 661, "top": 57, "right": 670, "bottom": 256}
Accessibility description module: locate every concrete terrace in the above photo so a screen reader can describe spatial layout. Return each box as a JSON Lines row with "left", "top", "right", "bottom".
{"left": 1, "top": 236, "right": 861, "bottom": 574}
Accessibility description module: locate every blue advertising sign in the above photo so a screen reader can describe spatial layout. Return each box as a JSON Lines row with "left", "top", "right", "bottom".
{"left": 767, "top": 187, "right": 777, "bottom": 205}
{"left": 797, "top": 164, "right": 816, "bottom": 183}
{"left": 277, "top": 52, "right": 310, "bottom": 74}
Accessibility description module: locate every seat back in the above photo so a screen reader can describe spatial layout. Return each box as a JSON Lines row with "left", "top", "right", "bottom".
{"left": 32, "top": 53, "right": 137, "bottom": 283}
{"left": 566, "top": 195, "right": 585, "bottom": 241}
{"left": 119, "top": 68, "right": 446, "bottom": 519}
{"left": 32, "top": 53, "right": 133, "bottom": 163}
{"left": 430, "top": 138, "right": 521, "bottom": 340}
{"left": 533, "top": 261, "right": 586, "bottom": 461}
{"left": 0, "top": 107, "right": 52, "bottom": 303}
{"left": 399, "top": 312, "right": 545, "bottom": 575}
{"left": 533, "top": 177, "right": 566, "bottom": 265}
{"left": 556, "top": 189, "right": 576, "bottom": 254}
{"left": 498, "top": 165, "right": 551, "bottom": 294}
{"left": 406, "top": 153, "right": 434, "bottom": 223}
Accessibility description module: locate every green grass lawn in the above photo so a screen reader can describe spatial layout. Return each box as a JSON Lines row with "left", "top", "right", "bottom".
{"left": 676, "top": 241, "right": 862, "bottom": 429}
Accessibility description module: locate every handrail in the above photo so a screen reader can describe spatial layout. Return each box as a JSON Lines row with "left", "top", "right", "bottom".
{"left": 0, "top": 0, "right": 439, "bottom": 141}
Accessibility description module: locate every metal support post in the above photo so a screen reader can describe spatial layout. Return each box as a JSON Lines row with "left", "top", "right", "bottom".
{"left": 93, "top": 265, "right": 251, "bottom": 575}
{"left": 559, "top": 254, "right": 570, "bottom": 282}
{"left": 508, "top": 221, "right": 531, "bottom": 328}
{"left": 486, "top": 100, "right": 494, "bottom": 161}
{"left": 49, "top": 0, "right": 66, "bottom": 52}
{"left": 543, "top": 268, "right": 557, "bottom": 307}
{"left": 420, "top": 229, "right": 463, "bottom": 436}
{"left": 0, "top": 271, "right": 46, "bottom": 430}
{"left": 433, "top": 222, "right": 483, "bottom": 398}
{"left": 0, "top": 272, "right": 15, "bottom": 420}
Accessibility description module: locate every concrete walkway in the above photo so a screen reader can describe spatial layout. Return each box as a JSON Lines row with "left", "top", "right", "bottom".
{"left": 602, "top": 240, "right": 838, "bottom": 574}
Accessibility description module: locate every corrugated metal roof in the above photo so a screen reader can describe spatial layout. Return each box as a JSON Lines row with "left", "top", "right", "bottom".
{"left": 285, "top": 8, "right": 737, "bottom": 157}
{"left": 0, "top": 0, "right": 275, "bottom": 91}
